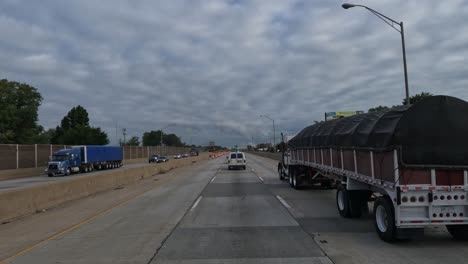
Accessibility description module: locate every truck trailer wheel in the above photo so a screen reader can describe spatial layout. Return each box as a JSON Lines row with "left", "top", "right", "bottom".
{"left": 336, "top": 185, "right": 351, "bottom": 218}
{"left": 374, "top": 196, "right": 397, "bottom": 242}
{"left": 278, "top": 164, "right": 285, "bottom": 180}
{"left": 446, "top": 225, "right": 468, "bottom": 240}
{"left": 289, "top": 171, "right": 294, "bottom": 187}
{"left": 292, "top": 173, "right": 302, "bottom": 190}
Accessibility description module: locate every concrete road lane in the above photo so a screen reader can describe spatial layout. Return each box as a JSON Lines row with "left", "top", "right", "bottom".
{"left": 151, "top": 157, "right": 331, "bottom": 263}
{"left": 0, "top": 163, "right": 155, "bottom": 192}
{"left": 6, "top": 159, "right": 220, "bottom": 264}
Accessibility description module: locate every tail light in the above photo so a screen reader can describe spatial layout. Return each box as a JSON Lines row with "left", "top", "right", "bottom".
{"left": 410, "top": 196, "right": 417, "bottom": 202}
{"left": 418, "top": 196, "right": 425, "bottom": 202}
{"left": 402, "top": 196, "right": 408, "bottom": 203}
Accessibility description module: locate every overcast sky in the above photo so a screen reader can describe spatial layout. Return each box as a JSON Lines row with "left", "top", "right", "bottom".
{"left": 1, "top": 0, "right": 468, "bottom": 146}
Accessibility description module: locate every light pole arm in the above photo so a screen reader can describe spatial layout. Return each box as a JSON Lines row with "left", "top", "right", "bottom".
{"left": 343, "top": 3, "right": 410, "bottom": 105}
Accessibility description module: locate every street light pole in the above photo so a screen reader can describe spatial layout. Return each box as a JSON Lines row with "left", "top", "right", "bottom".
{"left": 342, "top": 3, "right": 410, "bottom": 105}
{"left": 260, "top": 115, "right": 276, "bottom": 151}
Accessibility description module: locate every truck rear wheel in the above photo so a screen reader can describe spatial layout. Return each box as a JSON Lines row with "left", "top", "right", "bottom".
{"left": 336, "top": 185, "right": 351, "bottom": 218}
{"left": 289, "top": 171, "right": 294, "bottom": 187}
{"left": 292, "top": 173, "right": 302, "bottom": 190}
{"left": 374, "top": 196, "right": 397, "bottom": 242}
{"left": 446, "top": 225, "right": 468, "bottom": 240}
{"left": 278, "top": 164, "right": 285, "bottom": 180}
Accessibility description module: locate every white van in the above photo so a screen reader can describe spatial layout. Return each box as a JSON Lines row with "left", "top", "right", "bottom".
{"left": 227, "top": 152, "right": 246, "bottom": 170}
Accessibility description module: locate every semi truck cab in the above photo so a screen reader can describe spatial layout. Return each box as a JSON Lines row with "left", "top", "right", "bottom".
{"left": 47, "top": 148, "right": 81, "bottom": 176}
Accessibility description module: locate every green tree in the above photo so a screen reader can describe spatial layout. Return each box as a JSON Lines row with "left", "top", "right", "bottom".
{"left": 34, "top": 127, "right": 56, "bottom": 144}
{"left": 163, "top": 133, "right": 183, "bottom": 146}
{"left": 142, "top": 130, "right": 162, "bottom": 146}
{"left": 51, "top": 106, "right": 109, "bottom": 145}
{"left": 402, "top": 92, "right": 433, "bottom": 105}
{"left": 126, "top": 136, "right": 140, "bottom": 146}
{"left": 60, "top": 105, "right": 89, "bottom": 130}
{"left": 368, "top": 105, "right": 390, "bottom": 113}
{"left": 0, "top": 79, "right": 43, "bottom": 143}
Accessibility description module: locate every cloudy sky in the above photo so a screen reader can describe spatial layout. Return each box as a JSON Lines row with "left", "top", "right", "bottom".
{"left": 1, "top": 0, "right": 468, "bottom": 146}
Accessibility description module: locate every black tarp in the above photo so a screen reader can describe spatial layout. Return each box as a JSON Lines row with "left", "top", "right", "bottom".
{"left": 289, "top": 96, "right": 468, "bottom": 166}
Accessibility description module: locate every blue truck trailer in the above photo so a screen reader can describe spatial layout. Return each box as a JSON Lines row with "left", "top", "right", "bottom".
{"left": 46, "top": 146, "right": 123, "bottom": 177}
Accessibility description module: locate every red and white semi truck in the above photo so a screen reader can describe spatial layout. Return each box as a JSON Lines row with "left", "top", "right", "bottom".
{"left": 278, "top": 96, "right": 468, "bottom": 242}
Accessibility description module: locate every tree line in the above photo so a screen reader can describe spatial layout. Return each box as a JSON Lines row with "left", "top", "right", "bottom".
{"left": 0, "top": 79, "right": 188, "bottom": 146}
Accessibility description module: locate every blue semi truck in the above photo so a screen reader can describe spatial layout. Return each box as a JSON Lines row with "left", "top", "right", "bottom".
{"left": 46, "top": 146, "right": 123, "bottom": 177}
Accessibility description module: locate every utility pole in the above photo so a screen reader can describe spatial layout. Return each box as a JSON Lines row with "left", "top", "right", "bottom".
{"left": 122, "top": 128, "right": 127, "bottom": 145}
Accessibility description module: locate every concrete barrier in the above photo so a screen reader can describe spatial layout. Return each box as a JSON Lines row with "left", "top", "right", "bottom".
{"left": 0, "top": 153, "right": 210, "bottom": 223}
{"left": 0, "top": 167, "right": 46, "bottom": 181}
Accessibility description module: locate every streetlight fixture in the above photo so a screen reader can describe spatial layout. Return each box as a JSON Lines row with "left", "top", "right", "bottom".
{"left": 260, "top": 115, "right": 276, "bottom": 151}
{"left": 342, "top": 3, "right": 410, "bottom": 105}
{"left": 160, "top": 124, "right": 176, "bottom": 154}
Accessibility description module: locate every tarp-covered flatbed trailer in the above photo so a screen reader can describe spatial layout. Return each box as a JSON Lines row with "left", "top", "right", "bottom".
{"left": 281, "top": 96, "right": 468, "bottom": 242}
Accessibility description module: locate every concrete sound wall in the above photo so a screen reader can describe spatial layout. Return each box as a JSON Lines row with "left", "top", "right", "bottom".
{"left": 0, "top": 153, "right": 212, "bottom": 223}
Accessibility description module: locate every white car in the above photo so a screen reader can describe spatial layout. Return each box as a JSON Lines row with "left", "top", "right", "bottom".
{"left": 173, "top": 153, "right": 182, "bottom": 159}
{"left": 227, "top": 152, "right": 246, "bottom": 170}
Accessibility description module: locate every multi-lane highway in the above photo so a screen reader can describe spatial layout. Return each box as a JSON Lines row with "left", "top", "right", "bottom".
{"left": 2, "top": 154, "right": 468, "bottom": 264}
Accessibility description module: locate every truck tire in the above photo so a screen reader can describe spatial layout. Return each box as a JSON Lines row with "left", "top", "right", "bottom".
{"left": 374, "top": 196, "right": 397, "bottom": 242}
{"left": 289, "top": 170, "right": 294, "bottom": 187}
{"left": 292, "top": 173, "right": 301, "bottom": 190}
{"left": 336, "top": 185, "right": 351, "bottom": 218}
{"left": 65, "top": 168, "right": 71, "bottom": 176}
{"left": 446, "top": 225, "right": 468, "bottom": 240}
{"left": 278, "top": 164, "right": 285, "bottom": 180}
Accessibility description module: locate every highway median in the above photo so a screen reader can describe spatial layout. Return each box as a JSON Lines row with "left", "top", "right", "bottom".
{"left": 0, "top": 153, "right": 219, "bottom": 224}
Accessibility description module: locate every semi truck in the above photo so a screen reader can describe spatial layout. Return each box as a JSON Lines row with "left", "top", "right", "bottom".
{"left": 47, "top": 146, "right": 123, "bottom": 177}
{"left": 278, "top": 96, "right": 468, "bottom": 242}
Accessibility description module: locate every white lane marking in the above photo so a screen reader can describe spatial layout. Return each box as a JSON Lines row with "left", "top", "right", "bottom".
{"left": 191, "top": 196, "right": 202, "bottom": 210}
{"left": 276, "top": 195, "right": 291, "bottom": 209}
{"left": 258, "top": 176, "right": 264, "bottom": 182}
{"left": 210, "top": 176, "right": 217, "bottom": 183}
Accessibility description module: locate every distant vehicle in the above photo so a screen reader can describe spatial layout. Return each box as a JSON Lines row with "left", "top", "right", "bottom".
{"left": 157, "top": 156, "right": 169, "bottom": 163}
{"left": 182, "top": 153, "right": 189, "bottom": 158}
{"left": 173, "top": 153, "right": 182, "bottom": 159}
{"left": 227, "top": 151, "right": 246, "bottom": 170}
{"left": 148, "top": 154, "right": 160, "bottom": 163}
{"left": 190, "top": 149, "right": 199, "bottom": 156}
{"left": 46, "top": 146, "right": 123, "bottom": 177}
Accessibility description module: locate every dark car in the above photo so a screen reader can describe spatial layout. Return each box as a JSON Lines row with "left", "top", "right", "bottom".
{"left": 149, "top": 154, "right": 160, "bottom": 163}
{"left": 190, "top": 149, "right": 199, "bottom": 156}
{"left": 157, "top": 156, "right": 169, "bottom": 163}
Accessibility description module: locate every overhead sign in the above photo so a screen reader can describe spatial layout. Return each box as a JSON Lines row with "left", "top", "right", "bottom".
{"left": 325, "top": 111, "right": 364, "bottom": 121}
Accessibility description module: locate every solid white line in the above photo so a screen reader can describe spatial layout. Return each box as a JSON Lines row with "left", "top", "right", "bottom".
{"left": 276, "top": 195, "right": 291, "bottom": 208}
{"left": 210, "top": 176, "right": 216, "bottom": 183}
{"left": 258, "top": 176, "right": 264, "bottom": 182}
{"left": 191, "top": 196, "right": 202, "bottom": 210}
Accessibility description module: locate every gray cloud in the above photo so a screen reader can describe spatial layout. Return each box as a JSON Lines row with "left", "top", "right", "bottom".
{"left": 1, "top": 0, "right": 468, "bottom": 146}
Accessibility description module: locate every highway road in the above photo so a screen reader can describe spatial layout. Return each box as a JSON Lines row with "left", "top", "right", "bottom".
{"left": 3, "top": 154, "right": 468, "bottom": 264}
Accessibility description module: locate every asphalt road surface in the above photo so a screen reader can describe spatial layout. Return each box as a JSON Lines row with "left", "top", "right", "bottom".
{"left": 0, "top": 163, "right": 151, "bottom": 192}
{"left": 5, "top": 154, "right": 468, "bottom": 264}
